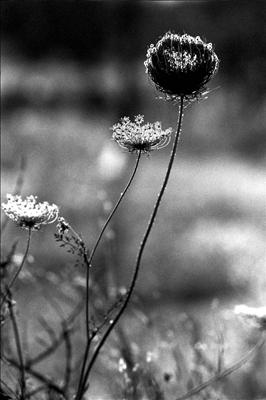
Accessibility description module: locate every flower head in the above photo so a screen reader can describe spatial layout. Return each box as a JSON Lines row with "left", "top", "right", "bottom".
{"left": 112, "top": 115, "right": 172, "bottom": 153}
{"left": 144, "top": 32, "right": 219, "bottom": 101}
{"left": 1, "top": 194, "right": 59, "bottom": 231}
{"left": 234, "top": 304, "right": 266, "bottom": 330}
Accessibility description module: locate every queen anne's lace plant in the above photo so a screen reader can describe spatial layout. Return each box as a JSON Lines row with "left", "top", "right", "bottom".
{"left": 234, "top": 304, "right": 266, "bottom": 330}
{"left": 1, "top": 194, "right": 59, "bottom": 231}
{"left": 144, "top": 32, "right": 219, "bottom": 101}
{"left": 112, "top": 115, "right": 172, "bottom": 153}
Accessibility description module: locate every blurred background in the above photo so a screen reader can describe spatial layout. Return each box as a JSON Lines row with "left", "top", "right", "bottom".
{"left": 1, "top": 1, "right": 266, "bottom": 398}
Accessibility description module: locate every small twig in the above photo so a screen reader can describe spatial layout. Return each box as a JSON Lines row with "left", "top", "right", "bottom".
{"left": 90, "top": 292, "right": 126, "bottom": 342}
{"left": 5, "top": 357, "right": 64, "bottom": 396}
{"left": 38, "top": 316, "right": 57, "bottom": 344}
{"left": 0, "top": 378, "right": 20, "bottom": 400}
{"left": 26, "top": 296, "right": 82, "bottom": 369}
{"left": 0, "top": 240, "right": 19, "bottom": 274}
{"left": 24, "top": 385, "right": 47, "bottom": 399}
{"left": 0, "top": 240, "right": 19, "bottom": 318}
{"left": 7, "top": 292, "right": 26, "bottom": 399}
{"left": 63, "top": 324, "right": 72, "bottom": 398}
{"left": 1, "top": 229, "right": 32, "bottom": 308}
{"left": 175, "top": 333, "right": 265, "bottom": 400}
{"left": 26, "top": 327, "right": 65, "bottom": 368}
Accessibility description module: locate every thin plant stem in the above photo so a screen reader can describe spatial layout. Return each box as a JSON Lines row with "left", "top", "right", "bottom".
{"left": 76, "top": 151, "right": 141, "bottom": 398}
{"left": 63, "top": 324, "right": 72, "bottom": 399}
{"left": 175, "top": 332, "right": 265, "bottom": 400}
{"left": 7, "top": 292, "right": 26, "bottom": 399}
{"left": 90, "top": 150, "right": 142, "bottom": 263}
{"left": 0, "top": 377, "right": 20, "bottom": 400}
{"left": 5, "top": 357, "right": 64, "bottom": 396}
{"left": 26, "top": 326, "right": 67, "bottom": 367}
{"left": 79, "top": 97, "right": 185, "bottom": 397}
{"left": 86, "top": 149, "right": 141, "bottom": 333}
{"left": 25, "top": 385, "right": 47, "bottom": 399}
{"left": 1, "top": 229, "right": 32, "bottom": 308}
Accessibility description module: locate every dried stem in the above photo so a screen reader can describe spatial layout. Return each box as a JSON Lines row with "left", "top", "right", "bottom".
{"left": 0, "top": 377, "right": 20, "bottom": 400}
{"left": 63, "top": 325, "right": 72, "bottom": 398}
{"left": 5, "top": 357, "right": 64, "bottom": 397}
{"left": 76, "top": 150, "right": 141, "bottom": 398}
{"left": 26, "top": 328, "right": 66, "bottom": 368}
{"left": 1, "top": 229, "right": 32, "bottom": 308}
{"left": 24, "top": 385, "right": 47, "bottom": 399}
{"left": 78, "top": 97, "right": 185, "bottom": 398}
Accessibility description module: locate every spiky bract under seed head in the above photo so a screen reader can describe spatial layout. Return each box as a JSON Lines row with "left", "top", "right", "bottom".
{"left": 112, "top": 115, "right": 172, "bottom": 154}
{"left": 1, "top": 194, "right": 59, "bottom": 231}
{"left": 144, "top": 32, "right": 219, "bottom": 100}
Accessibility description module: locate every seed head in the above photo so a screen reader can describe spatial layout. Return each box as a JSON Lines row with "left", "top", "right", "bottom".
{"left": 1, "top": 194, "right": 59, "bottom": 231}
{"left": 144, "top": 32, "right": 219, "bottom": 101}
{"left": 112, "top": 115, "right": 172, "bottom": 154}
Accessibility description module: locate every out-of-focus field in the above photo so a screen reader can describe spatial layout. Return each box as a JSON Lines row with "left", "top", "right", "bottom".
{"left": 2, "top": 57, "right": 266, "bottom": 400}
{"left": 1, "top": 1, "right": 266, "bottom": 399}
{"left": 2, "top": 58, "right": 266, "bottom": 304}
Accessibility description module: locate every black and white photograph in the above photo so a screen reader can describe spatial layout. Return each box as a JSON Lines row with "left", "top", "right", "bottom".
{"left": 1, "top": 1, "right": 266, "bottom": 399}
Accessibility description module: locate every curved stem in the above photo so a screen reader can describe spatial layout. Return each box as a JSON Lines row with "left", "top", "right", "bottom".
{"left": 1, "top": 229, "right": 32, "bottom": 308}
{"left": 90, "top": 150, "right": 142, "bottom": 263}
{"left": 76, "top": 151, "right": 141, "bottom": 398}
{"left": 79, "top": 96, "right": 185, "bottom": 396}
{"left": 85, "top": 149, "right": 141, "bottom": 336}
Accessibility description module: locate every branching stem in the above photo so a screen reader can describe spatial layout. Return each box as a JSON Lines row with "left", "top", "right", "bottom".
{"left": 78, "top": 96, "right": 185, "bottom": 397}
{"left": 76, "top": 150, "right": 141, "bottom": 398}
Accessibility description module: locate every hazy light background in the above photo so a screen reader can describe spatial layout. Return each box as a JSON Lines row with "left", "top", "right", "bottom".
{"left": 1, "top": 1, "right": 266, "bottom": 398}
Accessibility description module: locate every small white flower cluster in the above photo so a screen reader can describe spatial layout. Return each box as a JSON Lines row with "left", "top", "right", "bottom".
{"left": 112, "top": 115, "right": 172, "bottom": 153}
{"left": 1, "top": 194, "right": 59, "bottom": 231}
{"left": 234, "top": 304, "right": 266, "bottom": 330}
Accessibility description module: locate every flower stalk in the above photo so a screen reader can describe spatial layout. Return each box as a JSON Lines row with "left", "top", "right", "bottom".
{"left": 78, "top": 97, "right": 185, "bottom": 397}
{"left": 76, "top": 150, "right": 142, "bottom": 398}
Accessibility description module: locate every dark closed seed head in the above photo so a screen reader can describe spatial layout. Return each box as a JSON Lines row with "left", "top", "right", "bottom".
{"left": 144, "top": 32, "right": 219, "bottom": 101}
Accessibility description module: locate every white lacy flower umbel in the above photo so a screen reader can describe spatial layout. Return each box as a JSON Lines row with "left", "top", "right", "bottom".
{"left": 1, "top": 194, "right": 59, "bottom": 231}
{"left": 112, "top": 115, "right": 172, "bottom": 153}
{"left": 234, "top": 304, "right": 266, "bottom": 330}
